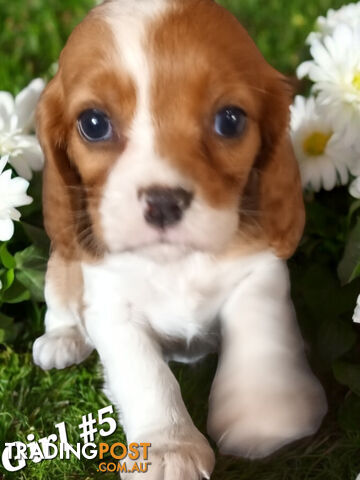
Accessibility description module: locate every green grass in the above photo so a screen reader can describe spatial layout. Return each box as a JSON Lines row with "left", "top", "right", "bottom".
{"left": 0, "top": 0, "right": 94, "bottom": 94}
{"left": 1, "top": 1, "right": 360, "bottom": 479}
{"left": 0, "top": 0, "right": 349, "bottom": 96}
{"left": 1, "top": 348, "right": 360, "bottom": 480}
{"left": 220, "top": 0, "right": 347, "bottom": 74}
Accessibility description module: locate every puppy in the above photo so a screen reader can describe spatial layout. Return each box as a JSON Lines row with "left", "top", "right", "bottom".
{"left": 33, "top": 0, "right": 327, "bottom": 477}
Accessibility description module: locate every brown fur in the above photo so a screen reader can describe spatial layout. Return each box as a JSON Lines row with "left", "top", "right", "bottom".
{"left": 149, "top": 0, "right": 304, "bottom": 258}
{"left": 46, "top": 250, "right": 84, "bottom": 312}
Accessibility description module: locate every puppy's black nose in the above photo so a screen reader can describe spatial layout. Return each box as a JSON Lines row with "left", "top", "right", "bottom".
{"left": 142, "top": 187, "right": 193, "bottom": 229}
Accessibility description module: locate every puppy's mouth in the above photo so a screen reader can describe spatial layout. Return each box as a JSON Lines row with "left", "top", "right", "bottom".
{"left": 127, "top": 230, "right": 198, "bottom": 256}
{"left": 104, "top": 186, "right": 200, "bottom": 256}
{"left": 122, "top": 236, "right": 197, "bottom": 262}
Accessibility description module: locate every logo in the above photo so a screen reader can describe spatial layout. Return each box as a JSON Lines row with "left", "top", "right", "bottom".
{"left": 1, "top": 405, "right": 151, "bottom": 474}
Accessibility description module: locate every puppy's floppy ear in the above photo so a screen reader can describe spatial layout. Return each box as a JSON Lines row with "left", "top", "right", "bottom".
{"left": 256, "top": 72, "right": 305, "bottom": 259}
{"left": 36, "top": 75, "right": 89, "bottom": 259}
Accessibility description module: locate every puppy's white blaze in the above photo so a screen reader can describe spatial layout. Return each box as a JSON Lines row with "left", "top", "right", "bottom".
{"left": 101, "top": 0, "right": 169, "bottom": 146}
{"left": 97, "top": 0, "right": 240, "bottom": 254}
{"left": 100, "top": 0, "right": 188, "bottom": 249}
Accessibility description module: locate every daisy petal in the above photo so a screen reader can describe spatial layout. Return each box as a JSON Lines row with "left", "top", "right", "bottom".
{"left": 0, "top": 155, "right": 9, "bottom": 174}
{"left": 8, "top": 155, "right": 34, "bottom": 180}
{"left": 0, "top": 218, "right": 14, "bottom": 242}
{"left": 9, "top": 207, "right": 21, "bottom": 222}
{"left": 20, "top": 137, "right": 44, "bottom": 171}
{"left": 15, "top": 78, "right": 45, "bottom": 133}
{"left": 7, "top": 176, "right": 31, "bottom": 195}
{"left": 322, "top": 160, "right": 337, "bottom": 190}
{"left": 349, "top": 177, "right": 360, "bottom": 198}
{"left": 0, "top": 92, "right": 16, "bottom": 131}
{"left": 349, "top": 156, "right": 360, "bottom": 176}
{"left": 296, "top": 61, "right": 313, "bottom": 79}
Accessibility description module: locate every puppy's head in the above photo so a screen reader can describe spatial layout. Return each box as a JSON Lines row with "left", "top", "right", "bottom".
{"left": 37, "top": 0, "right": 304, "bottom": 260}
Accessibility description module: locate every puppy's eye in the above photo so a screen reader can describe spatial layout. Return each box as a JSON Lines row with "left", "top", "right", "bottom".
{"left": 77, "top": 109, "right": 113, "bottom": 142}
{"left": 214, "top": 106, "right": 247, "bottom": 138}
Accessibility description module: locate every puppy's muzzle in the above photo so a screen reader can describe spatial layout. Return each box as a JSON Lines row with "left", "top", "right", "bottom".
{"left": 140, "top": 186, "right": 193, "bottom": 229}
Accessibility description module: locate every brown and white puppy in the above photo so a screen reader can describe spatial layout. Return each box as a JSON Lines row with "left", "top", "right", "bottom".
{"left": 33, "top": 0, "right": 327, "bottom": 478}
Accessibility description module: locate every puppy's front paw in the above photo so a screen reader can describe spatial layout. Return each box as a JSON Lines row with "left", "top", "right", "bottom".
{"left": 33, "top": 326, "right": 93, "bottom": 370}
{"left": 207, "top": 370, "right": 327, "bottom": 459}
{"left": 122, "top": 426, "right": 215, "bottom": 480}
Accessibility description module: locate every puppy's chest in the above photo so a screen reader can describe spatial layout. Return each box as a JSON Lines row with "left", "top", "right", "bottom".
{"left": 82, "top": 251, "right": 246, "bottom": 339}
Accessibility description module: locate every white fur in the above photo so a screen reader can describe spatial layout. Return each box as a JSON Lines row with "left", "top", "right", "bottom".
{"left": 80, "top": 249, "right": 326, "bottom": 478}
{"left": 33, "top": 3, "right": 327, "bottom": 477}
{"left": 81, "top": 249, "right": 261, "bottom": 477}
{"left": 33, "top": 326, "right": 93, "bottom": 370}
{"left": 82, "top": 249, "right": 261, "bottom": 347}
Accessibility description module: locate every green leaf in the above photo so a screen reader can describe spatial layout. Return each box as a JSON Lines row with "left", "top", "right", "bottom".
{"left": 0, "top": 312, "right": 14, "bottom": 327}
{"left": 333, "top": 360, "right": 360, "bottom": 396}
{"left": 19, "top": 172, "right": 43, "bottom": 218}
{"left": 338, "top": 217, "right": 360, "bottom": 285}
{"left": 347, "top": 199, "right": 360, "bottom": 225}
{"left": 0, "top": 268, "right": 15, "bottom": 292}
{"left": 14, "top": 245, "right": 47, "bottom": 302}
{"left": 21, "top": 223, "right": 50, "bottom": 251}
{"left": 0, "top": 243, "right": 16, "bottom": 269}
{"left": 2, "top": 279, "right": 31, "bottom": 304}
{"left": 0, "top": 313, "right": 19, "bottom": 343}
{"left": 349, "top": 262, "right": 360, "bottom": 283}
{"left": 16, "top": 270, "right": 44, "bottom": 302}
{"left": 305, "top": 201, "right": 342, "bottom": 240}
{"left": 316, "top": 318, "right": 357, "bottom": 366}
{"left": 338, "top": 394, "right": 360, "bottom": 432}
{"left": 301, "top": 264, "right": 359, "bottom": 318}
{"left": 15, "top": 245, "right": 48, "bottom": 271}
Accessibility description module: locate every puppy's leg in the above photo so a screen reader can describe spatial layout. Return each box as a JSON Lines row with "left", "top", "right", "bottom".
{"left": 33, "top": 251, "right": 93, "bottom": 370}
{"left": 85, "top": 310, "right": 215, "bottom": 480}
{"left": 207, "top": 256, "right": 327, "bottom": 459}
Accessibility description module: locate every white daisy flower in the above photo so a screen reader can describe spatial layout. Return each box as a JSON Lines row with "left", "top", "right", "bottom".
{"left": 0, "top": 78, "right": 45, "bottom": 180}
{"left": 297, "top": 24, "right": 360, "bottom": 151}
{"left": 0, "top": 155, "right": 33, "bottom": 241}
{"left": 307, "top": 2, "right": 360, "bottom": 44}
{"left": 290, "top": 95, "right": 352, "bottom": 192}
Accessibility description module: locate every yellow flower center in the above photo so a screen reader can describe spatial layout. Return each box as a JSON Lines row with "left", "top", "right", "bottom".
{"left": 303, "top": 131, "right": 332, "bottom": 157}
{"left": 353, "top": 71, "right": 360, "bottom": 90}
